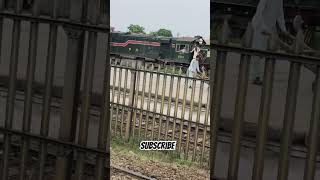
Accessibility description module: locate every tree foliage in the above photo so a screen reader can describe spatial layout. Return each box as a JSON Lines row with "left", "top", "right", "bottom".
{"left": 128, "top": 24, "right": 145, "bottom": 34}
{"left": 156, "top": 28, "right": 173, "bottom": 37}
{"left": 149, "top": 31, "right": 158, "bottom": 36}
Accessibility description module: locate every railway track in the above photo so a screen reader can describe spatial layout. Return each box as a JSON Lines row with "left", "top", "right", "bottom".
{"left": 111, "top": 165, "right": 156, "bottom": 180}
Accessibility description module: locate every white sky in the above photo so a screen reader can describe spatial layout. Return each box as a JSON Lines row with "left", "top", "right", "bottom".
{"left": 110, "top": 0, "right": 210, "bottom": 39}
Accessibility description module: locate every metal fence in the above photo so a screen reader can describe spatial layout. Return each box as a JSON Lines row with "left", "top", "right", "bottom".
{"left": 210, "top": 17, "right": 320, "bottom": 180}
{"left": 0, "top": 1, "right": 110, "bottom": 180}
{"left": 109, "top": 58, "right": 211, "bottom": 164}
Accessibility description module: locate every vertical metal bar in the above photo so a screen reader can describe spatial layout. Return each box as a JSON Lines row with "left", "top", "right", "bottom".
{"left": 158, "top": 66, "right": 168, "bottom": 140}
{"left": 178, "top": 76, "right": 188, "bottom": 152}
{"left": 74, "top": 31, "right": 97, "bottom": 180}
{"left": 54, "top": 29, "right": 85, "bottom": 180}
{"left": 252, "top": 58, "right": 276, "bottom": 180}
{"left": 165, "top": 66, "right": 175, "bottom": 140}
{"left": 1, "top": 13, "right": 21, "bottom": 180}
{"left": 39, "top": 1, "right": 58, "bottom": 179}
{"left": 151, "top": 66, "right": 161, "bottom": 139}
{"left": 54, "top": 0, "right": 86, "bottom": 178}
{"left": 95, "top": 33, "right": 111, "bottom": 180}
{"left": 132, "top": 65, "right": 141, "bottom": 137}
{"left": 120, "top": 67, "right": 129, "bottom": 136}
{"left": 139, "top": 65, "right": 147, "bottom": 137}
{"left": 110, "top": 64, "right": 117, "bottom": 132}
{"left": 304, "top": 66, "right": 320, "bottom": 180}
{"left": 20, "top": 1, "right": 40, "bottom": 178}
{"left": 200, "top": 85, "right": 210, "bottom": 164}
{"left": 125, "top": 62, "right": 138, "bottom": 142}
{"left": 114, "top": 67, "right": 122, "bottom": 134}
{"left": 185, "top": 79, "right": 196, "bottom": 158}
{"left": 145, "top": 66, "right": 154, "bottom": 138}
{"left": 277, "top": 62, "right": 301, "bottom": 180}
{"left": 210, "top": 51, "right": 227, "bottom": 178}
{"left": 227, "top": 54, "right": 251, "bottom": 180}
{"left": 0, "top": 0, "right": 4, "bottom": 64}
{"left": 192, "top": 79, "right": 204, "bottom": 161}
{"left": 171, "top": 67, "right": 182, "bottom": 141}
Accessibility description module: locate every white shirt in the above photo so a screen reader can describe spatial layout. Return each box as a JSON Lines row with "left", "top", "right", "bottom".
{"left": 188, "top": 59, "right": 200, "bottom": 73}
{"left": 191, "top": 46, "right": 200, "bottom": 59}
{"left": 251, "top": 0, "right": 286, "bottom": 50}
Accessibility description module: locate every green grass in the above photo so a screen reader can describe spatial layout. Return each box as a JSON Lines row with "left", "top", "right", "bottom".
{"left": 111, "top": 135, "right": 205, "bottom": 168}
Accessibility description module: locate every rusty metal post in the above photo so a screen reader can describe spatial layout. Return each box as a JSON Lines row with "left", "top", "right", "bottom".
{"left": 192, "top": 79, "right": 205, "bottom": 161}
{"left": 125, "top": 62, "right": 138, "bottom": 142}
{"left": 165, "top": 66, "right": 175, "bottom": 140}
{"left": 277, "top": 62, "right": 301, "bottom": 180}
{"left": 139, "top": 65, "right": 147, "bottom": 137}
{"left": 185, "top": 79, "right": 196, "bottom": 159}
{"left": 145, "top": 64, "right": 155, "bottom": 138}
{"left": 95, "top": 32, "right": 111, "bottom": 180}
{"left": 110, "top": 64, "right": 117, "bottom": 132}
{"left": 95, "top": 1, "right": 111, "bottom": 175}
{"left": 252, "top": 58, "right": 276, "bottom": 180}
{"left": 1, "top": 1, "right": 23, "bottom": 179}
{"left": 54, "top": 28, "right": 85, "bottom": 180}
{"left": 120, "top": 66, "right": 129, "bottom": 135}
{"left": 200, "top": 86, "right": 210, "bottom": 164}
{"left": 20, "top": 1, "right": 40, "bottom": 179}
{"left": 227, "top": 23, "right": 252, "bottom": 180}
{"left": 304, "top": 66, "right": 320, "bottom": 180}
{"left": 0, "top": 0, "right": 4, "bottom": 64}
{"left": 252, "top": 28, "right": 279, "bottom": 180}
{"left": 114, "top": 66, "right": 122, "bottom": 134}
{"left": 38, "top": 1, "right": 58, "bottom": 179}
{"left": 158, "top": 66, "right": 168, "bottom": 140}
{"left": 54, "top": 1, "right": 85, "bottom": 179}
{"left": 74, "top": 27, "right": 98, "bottom": 180}
{"left": 132, "top": 64, "right": 141, "bottom": 137}
{"left": 210, "top": 16, "right": 230, "bottom": 178}
{"left": 38, "top": 17, "right": 58, "bottom": 180}
{"left": 227, "top": 54, "right": 251, "bottom": 179}
{"left": 151, "top": 66, "right": 161, "bottom": 139}
{"left": 178, "top": 75, "right": 188, "bottom": 152}
{"left": 171, "top": 67, "right": 182, "bottom": 141}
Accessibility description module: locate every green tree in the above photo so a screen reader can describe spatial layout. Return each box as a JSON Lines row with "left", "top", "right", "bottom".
{"left": 156, "top": 28, "right": 173, "bottom": 37}
{"left": 128, "top": 24, "right": 145, "bottom": 34}
{"left": 149, "top": 31, "right": 158, "bottom": 36}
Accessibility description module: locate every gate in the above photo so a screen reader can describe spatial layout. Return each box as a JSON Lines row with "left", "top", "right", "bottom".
{"left": 0, "top": 0, "right": 110, "bottom": 180}
{"left": 210, "top": 17, "right": 320, "bottom": 179}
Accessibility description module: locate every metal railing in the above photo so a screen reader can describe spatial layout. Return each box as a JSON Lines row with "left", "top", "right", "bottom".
{"left": 0, "top": 0, "right": 110, "bottom": 180}
{"left": 110, "top": 59, "right": 211, "bottom": 164}
{"left": 210, "top": 17, "right": 320, "bottom": 180}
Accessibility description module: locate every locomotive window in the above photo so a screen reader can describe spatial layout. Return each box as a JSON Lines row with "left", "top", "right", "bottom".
{"left": 176, "top": 44, "right": 189, "bottom": 53}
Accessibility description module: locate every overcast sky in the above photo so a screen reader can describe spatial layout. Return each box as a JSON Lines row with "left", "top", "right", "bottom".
{"left": 110, "top": 0, "right": 210, "bottom": 39}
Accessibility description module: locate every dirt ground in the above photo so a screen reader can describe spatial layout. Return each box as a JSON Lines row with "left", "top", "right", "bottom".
{"left": 110, "top": 147, "right": 209, "bottom": 180}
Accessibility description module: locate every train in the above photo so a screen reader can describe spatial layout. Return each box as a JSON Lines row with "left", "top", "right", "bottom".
{"left": 110, "top": 32, "right": 211, "bottom": 69}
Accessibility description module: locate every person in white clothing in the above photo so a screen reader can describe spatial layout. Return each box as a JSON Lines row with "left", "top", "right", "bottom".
{"left": 190, "top": 42, "right": 201, "bottom": 60}
{"left": 250, "top": 0, "right": 289, "bottom": 85}
{"left": 187, "top": 55, "right": 201, "bottom": 88}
